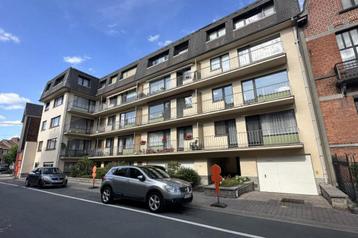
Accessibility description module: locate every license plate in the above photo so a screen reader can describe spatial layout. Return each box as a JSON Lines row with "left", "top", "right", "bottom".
{"left": 184, "top": 193, "right": 192, "bottom": 199}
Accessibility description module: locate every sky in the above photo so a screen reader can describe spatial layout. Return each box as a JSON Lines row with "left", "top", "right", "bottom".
{"left": 0, "top": 0, "right": 304, "bottom": 140}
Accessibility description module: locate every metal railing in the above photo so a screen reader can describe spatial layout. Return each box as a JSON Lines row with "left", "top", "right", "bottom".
{"left": 94, "top": 40, "right": 285, "bottom": 113}
{"left": 68, "top": 101, "right": 96, "bottom": 113}
{"left": 335, "top": 59, "right": 358, "bottom": 85}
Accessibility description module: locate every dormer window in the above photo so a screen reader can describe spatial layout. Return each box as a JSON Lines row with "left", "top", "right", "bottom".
{"left": 120, "top": 66, "right": 137, "bottom": 80}
{"left": 148, "top": 50, "right": 169, "bottom": 67}
{"left": 45, "top": 83, "right": 51, "bottom": 92}
{"left": 53, "top": 75, "right": 65, "bottom": 86}
{"left": 78, "top": 76, "right": 90, "bottom": 88}
{"left": 174, "top": 41, "right": 189, "bottom": 56}
{"left": 99, "top": 80, "right": 106, "bottom": 89}
{"left": 233, "top": 2, "right": 275, "bottom": 30}
{"left": 207, "top": 24, "right": 226, "bottom": 41}
{"left": 109, "top": 75, "right": 118, "bottom": 85}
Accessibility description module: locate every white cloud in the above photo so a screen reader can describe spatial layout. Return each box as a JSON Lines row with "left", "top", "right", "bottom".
{"left": 0, "top": 93, "right": 31, "bottom": 110}
{"left": 63, "top": 55, "right": 91, "bottom": 65}
{"left": 0, "top": 28, "right": 20, "bottom": 43}
{"left": 158, "top": 40, "right": 172, "bottom": 47}
{"left": 0, "top": 115, "right": 5, "bottom": 120}
{"left": 0, "top": 120, "right": 22, "bottom": 127}
{"left": 148, "top": 34, "right": 160, "bottom": 42}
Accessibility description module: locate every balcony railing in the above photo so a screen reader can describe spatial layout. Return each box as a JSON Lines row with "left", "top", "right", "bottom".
{"left": 335, "top": 59, "right": 358, "bottom": 87}
{"left": 64, "top": 124, "right": 93, "bottom": 134}
{"left": 94, "top": 40, "right": 285, "bottom": 113}
{"left": 85, "top": 127, "right": 300, "bottom": 158}
{"left": 91, "top": 81, "right": 291, "bottom": 134}
{"left": 60, "top": 149, "right": 91, "bottom": 157}
{"left": 68, "top": 101, "right": 96, "bottom": 113}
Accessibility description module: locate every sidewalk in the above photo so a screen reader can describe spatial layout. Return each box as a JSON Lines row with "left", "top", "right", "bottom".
{"left": 189, "top": 191, "right": 358, "bottom": 233}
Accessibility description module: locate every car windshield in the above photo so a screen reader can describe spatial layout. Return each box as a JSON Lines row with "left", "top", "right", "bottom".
{"left": 140, "top": 167, "right": 170, "bottom": 179}
{"left": 42, "top": 168, "right": 61, "bottom": 174}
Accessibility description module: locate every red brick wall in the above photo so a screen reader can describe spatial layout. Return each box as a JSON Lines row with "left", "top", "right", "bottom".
{"left": 304, "top": 0, "right": 358, "bottom": 155}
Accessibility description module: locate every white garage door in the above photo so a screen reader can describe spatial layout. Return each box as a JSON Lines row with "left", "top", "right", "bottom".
{"left": 257, "top": 155, "right": 318, "bottom": 195}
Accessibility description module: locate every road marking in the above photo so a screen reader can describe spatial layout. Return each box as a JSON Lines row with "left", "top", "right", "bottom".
{"left": 0, "top": 181, "right": 264, "bottom": 238}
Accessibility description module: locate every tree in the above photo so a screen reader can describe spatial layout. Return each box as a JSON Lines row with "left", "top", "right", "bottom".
{"left": 3, "top": 145, "right": 18, "bottom": 165}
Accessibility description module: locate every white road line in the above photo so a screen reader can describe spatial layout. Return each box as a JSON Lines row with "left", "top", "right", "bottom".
{"left": 0, "top": 181, "right": 264, "bottom": 238}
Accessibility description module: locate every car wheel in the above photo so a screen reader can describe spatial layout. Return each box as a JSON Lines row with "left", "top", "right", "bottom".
{"left": 101, "top": 187, "right": 113, "bottom": 204}
{"left": 39, "top": 179, "right": 45, "bottom": 188}
{"left": 147, "top": 192, "right": 163, "bottom": 213}
{"left": 25, "top": 179, "right": 30, "bottom": 187}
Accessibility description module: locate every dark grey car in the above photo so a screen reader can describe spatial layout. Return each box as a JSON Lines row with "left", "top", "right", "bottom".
{"left": 25, "top": 167, "right": 68, "bottom": 188}
{"left": 100, "top": 166, "right": 193, "bottom": 212}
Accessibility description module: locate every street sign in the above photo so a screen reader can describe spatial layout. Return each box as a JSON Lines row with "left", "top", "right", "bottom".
{"left": 210, "top": 164, "right": 227, "bottom": 208}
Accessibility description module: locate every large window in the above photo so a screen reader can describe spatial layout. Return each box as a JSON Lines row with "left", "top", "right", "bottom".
{"left": 174, "top": 41, "right": 189, "bottom": 56}
{"left": 242, "top": 71, "right": 290, "bottom": 104}
{"left": 73, "top": 96, "right": 95, "bottom": 112}
{"left": 148, "top": 130, "right": 171, "bottom": 149}
{"left": 341, "top": 0, "right": 358, "bottom": 10}
{"left": 54, "top": 95, "right": 63, "bottom": 107}
{"left": 120, "top": 66, "right": 137, "bottom": 79}
{"left": 50, "top": 116, "right": 60, "bottom": 128}
{"left": 46, "top": 138, "right": 57, "bottom": 150}
{"left": 109, "top": 96, "right": 118, "bottom": 106}
{"left": 210, "top": 54, "right": 230, "bottom": 72}
{"left": 149, "top": 76, "right": 171, "bottom": 95}
{"left": 238, "top": 37, "right": 283, "bottom": 66}
{"left": 148, "top": 51, "right": 169, "bottom": 67}
{"left": 108, "top": 75, "right": 118, "bottom": 85}
{"left": 234, "top": 2, "right": 275, "bottom": 29}
{"left": 118, "top": 135, "right": 134, "bottom": 154}
{"left": 122, "top": 89, "right": 137, "bottom": 103}
{"left": 149, "top": 102, "right": 170, "bottom": 121}
{"left": 212, "top": 85, "right": 233, "bottom": 104}
{"left": 336, "top": 28, "right": 358, "bottom": 62}
{"left": 107, "top": 116, "right": 116, "bottom": 126}
{"left": 78, "top": 76, "right": 90, "bottom": 87}
{"left": 176, "top": 68, "right": 192, "bottom": 86}
{"left": 207, "top": 24, "right": 226, "bottom": 41}
{"left": 120, "top": 110, "right": 136, "bottom": 128}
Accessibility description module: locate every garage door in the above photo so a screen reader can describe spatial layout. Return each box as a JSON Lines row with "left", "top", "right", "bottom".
{"left": 257, "top": 155, "right": 318, "bottom": 195}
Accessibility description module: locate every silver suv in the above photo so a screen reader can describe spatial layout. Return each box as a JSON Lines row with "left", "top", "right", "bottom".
{"left": 100, "top": 166, "right": 193, "bottom": 212}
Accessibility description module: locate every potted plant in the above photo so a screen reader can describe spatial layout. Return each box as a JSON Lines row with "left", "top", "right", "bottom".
{"left": 140, "top": 140, "right": 146, "bottom": 145}
{"left": 185, "top": 134, "right": 193, "bottom": 140}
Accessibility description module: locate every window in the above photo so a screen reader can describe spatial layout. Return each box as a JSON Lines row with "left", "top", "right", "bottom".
{"left": 238, "top": 37, "right": 283, "bottom": 66}
{"left": 242, "top": 71, "right": 290, "bottom": 104}
{"left": 78, "top": 76, "right": 90, "bottom": 87}
{"left": 148, "top": 130, "right": 171, "bottom": 149}
{"left": 45, "top": 83, "right": 51, "bottom": 91}
{"left": 148, "top": 50, "right": 169, "bottom": 67}
{"left": 149, "top": 76, "right": 171, "bottom": 95}
{"left": 184, "top": 96, "right": 192, "bottom": 109}
{"left": 107, "top": 116, "right": 115, "bottom": 126}
{"left": 46, "top": 138, "right": 57, "bottom": 150}
{"left": 214, "top": 121, "right": 226, "bottom": 136}
{"left": 122, "top": 89, "right": 137, "bottom": 103}
{"left": 43, "top": 162, "right": 54, "bottom": 167}
{"left": 120, "top": 66, "right": 137, "bottom": 79}
{"left": 109, "top": 75, "right": 117, "bottom": 85}
{"left": 105, "top": 138, "right": 114, "bottom": 148}
{"left": 113, "top": 168, "right": 128, "bottom": 177}
{"left": 341, "top": 0, "right": 358, "bottom": 10}
{"left": 207, "top": 24, "right": 226, "bottom": 41}
{"left": 233, "top": 2, "right": 275, "bottom": 29}
{"left": 177, "top": 68, "right": 192, "bottom": 86}
{"left": 174, "top": 41, "right": 189, "bottom": 56}
{"left": 53, "top": 75, "right": 65, "bottom": 86}
{"left": 212, "top": 85, "right": 233, "bottom": 104}
{"left": 37, "top": 141, "right": 43, "bottom": 152}
{"left": 44, "top": 102, "right": 50, "bottom": 111}
{"left": 120, "top": 110, "right": 136, "bottom": 127}
{"left": 149, "top": 102, "right": 170, "bottom": 121}
{"left": 118, "top": 135, "right": 134, "bottom": 152}
{"left": 109, "top": 96, "right": 117, "bottom": 106}
{"left": 54, "top": 96, "right": 63, "bottom": 107}
{"left": 73, "top": 96, "right": 95, "bottom": 112}
{"left": 99, "top": 80, "right": 106, "bottom": 89}
{"left": 50, "top": 116, "right": 60, "bottom": 128}
{"left": 336, "top": 28, "right": 358, "bottom": 62}
{"left": 210, "top": 54, "right": 230, "bottom": 71}
{"left": 41, "top": 121, "right": 47, "bottom": 131}
{"left": 129, "top": 168, "right": 143, "bottom": 179}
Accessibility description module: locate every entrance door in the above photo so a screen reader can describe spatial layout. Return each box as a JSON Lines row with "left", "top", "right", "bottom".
{"left": 246, "top": 116, "right": 263, "bottom": 146}
{"left": 257, "top": 155, "right": 318, "bottom": 195}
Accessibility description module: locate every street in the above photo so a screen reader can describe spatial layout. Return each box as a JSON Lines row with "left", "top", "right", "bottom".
{"left": 0, "top": 179, "right": 356, "bottom": 238}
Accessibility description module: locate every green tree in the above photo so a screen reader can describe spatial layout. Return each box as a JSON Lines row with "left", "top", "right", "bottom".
{"left": 4, "top": 145, "right": 18, "bottom": 165}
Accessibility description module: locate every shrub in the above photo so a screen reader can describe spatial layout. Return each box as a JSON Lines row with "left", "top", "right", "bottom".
{"left": 221, "top": 176, "right": 249, "bottom": 187}
{"left": 167, "top": 161, "right": 181, "bottom": 177}
{"left": 174, "top": 167, "right": 201, "bottom": 187}
{"left": 70, "top": 157, "right": 93, "bottom": 177}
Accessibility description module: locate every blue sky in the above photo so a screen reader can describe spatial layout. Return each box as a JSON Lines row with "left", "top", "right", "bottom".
{"left": 0, "top": 0, "right": 303, "bottom": 139}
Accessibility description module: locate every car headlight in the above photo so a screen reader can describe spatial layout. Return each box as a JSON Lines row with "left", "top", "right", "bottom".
{"left": 164, "top": 185, "right": 180, "bottom": 194}
{"left": 42, "top": 175, "right": 52, "bottom": 182}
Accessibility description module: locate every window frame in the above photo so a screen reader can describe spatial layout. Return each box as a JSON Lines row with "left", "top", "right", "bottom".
{"left": 50, "top": 116, "right": 61, "bottom": 128}
{"left": 53, "top": 95, "right": 64, "bottom": 108}
{"left": 214, "top": 121, "right": 227, "bottom": 136}
{"left": 37, "top": 141, "right": 43, "bottom": 152}
{"left": 207, "top": 24, "right": 226, "bottom": 42}
{"left": 46, "top": 138, "right": 57, "bottom": 151}
{"left": 212, "top": 84, "right": 233, "bottom": 103}
{"left": 41, "top": 121, "right": 47, "bottom": 131}
{"left": 184, "top": 96, "right": 193, "bottom": 109}
{"left": 174, "top": 41, "right": 189, "bottom": 56}
{"left": 77, "top": 76, "right": 91, "bottom": 88}
{"left": 44, "top": 102, "right": 50, "bottom": 111}
{"left": 336, "top": 28, "right": 358, "bottom": 62}
{"left": 210, "top": 54, "right": 230, "bottom": 72}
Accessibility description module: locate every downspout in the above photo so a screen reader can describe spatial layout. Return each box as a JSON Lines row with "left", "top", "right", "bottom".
{"left": 294, "top": 12, "right": 337, "bottom": 185}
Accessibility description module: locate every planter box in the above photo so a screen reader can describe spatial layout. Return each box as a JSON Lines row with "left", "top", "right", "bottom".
{"left": 203, "top": 181, "right": 254, "bottom": 198}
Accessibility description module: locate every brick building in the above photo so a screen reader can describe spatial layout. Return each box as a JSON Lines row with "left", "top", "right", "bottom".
{"left": 300, "top": 0, "right": 358, "bottom": 158}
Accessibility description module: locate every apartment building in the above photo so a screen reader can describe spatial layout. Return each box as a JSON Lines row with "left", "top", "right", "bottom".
{"left": 299, "top": 0, "right": 358, "bottom": 158}
{"left": 33, "top": 0, "right": 331, "bottom": 195}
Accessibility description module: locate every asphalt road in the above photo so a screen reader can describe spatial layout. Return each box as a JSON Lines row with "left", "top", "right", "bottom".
{"left": 0, "top": 179, "right": 357, "bottom": 238}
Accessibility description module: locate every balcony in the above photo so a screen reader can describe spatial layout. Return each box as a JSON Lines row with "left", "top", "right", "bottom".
{"left": 335, "top": 59, "right": 358, "bottom": 89}
{"left": 94, "top": 40, "right": 286, "bottom": 115}
{"left": 64, "top": 124, "right": 93, "bottom": 136}
{"left": 68, "top": 101, "right": 96, "bottom": 114}
{"left": 88, "top": 127, "right": 302, "bottom": 159}
{"left": 60, "top": 149, "right": 91, "bottom": 158}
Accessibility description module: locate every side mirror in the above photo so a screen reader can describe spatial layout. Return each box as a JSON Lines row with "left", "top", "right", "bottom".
{"left": 137, "top": 175, "right": 145, "bottom": 182}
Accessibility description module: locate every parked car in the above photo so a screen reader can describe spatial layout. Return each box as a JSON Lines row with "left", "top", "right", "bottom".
{"left": 25, "top": 167, "right": 68, "bottom": 188}
{"left": 100, "top": 166, "right": 193, "bottom": 212}
{"left": 0, "top": 164, "right": 9, "bottom": 173}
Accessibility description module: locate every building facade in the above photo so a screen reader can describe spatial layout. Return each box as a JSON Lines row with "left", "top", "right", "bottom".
{"left": 33, "top": 0, "right": 331, "bottom": 195}
{"left": 301, "top": 0, "right": 358, "bottom": 158}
